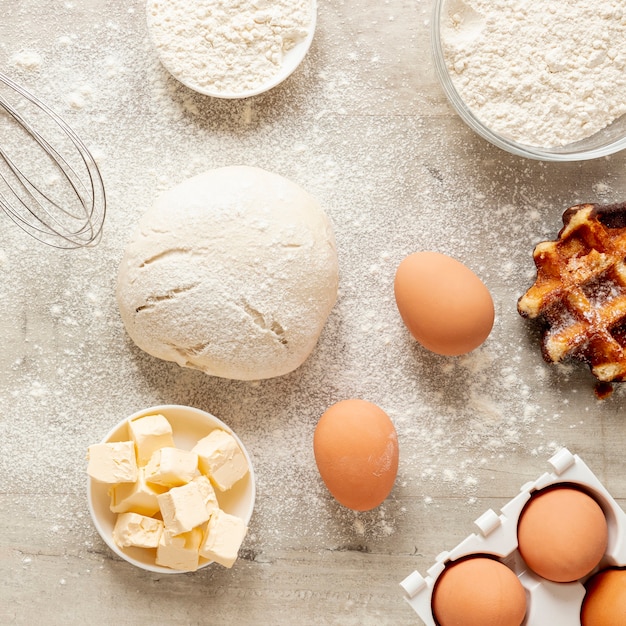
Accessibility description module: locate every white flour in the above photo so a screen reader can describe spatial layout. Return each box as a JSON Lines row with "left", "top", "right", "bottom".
{"left": 441, "top": 0, "right": 626, "bottom": 147}
{"left": 10, "top": 50, "right": 43, "bottom": 70}
{"left": 146, "top": 0, "right": 312, "bottom": 95}
{"left": 1, "top": 0, "right": 618, "bottom": 576}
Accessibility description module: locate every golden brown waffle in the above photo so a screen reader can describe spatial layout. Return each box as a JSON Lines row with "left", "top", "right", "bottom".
{"left": 518, "top": 202, "right": 626, "bottom": 382}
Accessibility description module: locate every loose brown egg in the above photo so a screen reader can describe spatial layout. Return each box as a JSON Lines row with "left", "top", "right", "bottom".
{"left": 313, "top": 399, "right": 399, "bottom": 511}
{"left": 432, "top": 556, "right": 526, "bottom": 626}
{"left": 581, "top": 568, "right": 626, "bottom": 625}
{"left": 517, "top": 486, "right": 608, "bottom": 583}
{"left": 394, "top": 251, "right": 494, "bottom": 356}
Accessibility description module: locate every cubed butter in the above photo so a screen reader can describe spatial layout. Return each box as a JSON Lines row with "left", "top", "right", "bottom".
{"left": 193, "top": 475, "right": 220, "bottom": 517}
{"left": 145, "top": 447, "right": 198, "bottom": 487}
{"left": 112, "top": 512, "right": 163, "bottom": 549}
{"left": 87, "top": 441, "right": 138, "bottom": 484}
{"left": 156, "top": 527, "right": 203, "bottom": 571}
{"left": 199, "top": 509, "right": 247, "bottom": 568}
{"left": 109, "top": 466, "right": 168, "bottom": 516}
{"left": 157, "top": 479, "right": 212, "bottom": 535}
{"left": 192, "top": 429, "right": 248, "bottom": 491}
{"left": 128, "top": 414, "right": 175, "bottom": 466}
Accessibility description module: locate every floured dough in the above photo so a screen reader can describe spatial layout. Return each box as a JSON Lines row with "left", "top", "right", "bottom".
{"left": 116, "top": 166, "right": 339, "bottom": 381}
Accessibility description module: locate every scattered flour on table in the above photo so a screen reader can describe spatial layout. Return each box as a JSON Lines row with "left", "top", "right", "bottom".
{"left": 10, "top": 49, "right": 43, "bottom": 70}
{"left": 441, "top": 0, "right": 626, "bottom": 147}
{"left": 146, "top": 0, "right": 312, "bottom": 95}
{"left": 1, "top": 4, "right": 621, "bottom": 556}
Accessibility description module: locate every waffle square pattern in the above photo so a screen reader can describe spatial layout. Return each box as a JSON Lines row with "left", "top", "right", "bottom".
{"left": 518, "top": 203, "right": 626, "bottom": 382}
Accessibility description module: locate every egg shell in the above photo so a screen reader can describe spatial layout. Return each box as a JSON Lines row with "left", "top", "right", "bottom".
{"left": 581, "top": 568, "right": 626, "bottom": 625}
{"left": 313, "top": 399, "right": 399, "bottom": 512}
{"left": 431, "top": 556, "right": 526, "bottom": 626}
{"left": 394, "top": 251, "right": 494, "bottom": 356}
{"left": 517, "top": 486, "right": 608, "bottom": 583}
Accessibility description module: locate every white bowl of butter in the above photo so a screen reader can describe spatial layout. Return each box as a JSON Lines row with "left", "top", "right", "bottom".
{"left": 87, "top": 405, "right": 256, "bottom": 573}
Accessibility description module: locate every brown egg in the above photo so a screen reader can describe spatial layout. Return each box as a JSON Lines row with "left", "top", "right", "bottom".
{"left": 581, "top": 568, "right": 626, "bottom": 625}
{"left": 394, "top": 251, "right": 495, "bottom": 356}
{"left": 432, "top": 556, "right": 526, "bottom": 626}
{"left": 313, "top": 399, "right": 399, "bottom": 511}
{"left": 517, "top": 486, "right": 608, "bottom": 583}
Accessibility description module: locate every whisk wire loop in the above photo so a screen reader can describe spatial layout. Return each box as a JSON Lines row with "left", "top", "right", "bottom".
{"left": 0, "top": 71, "right": 106, "bottom": 248}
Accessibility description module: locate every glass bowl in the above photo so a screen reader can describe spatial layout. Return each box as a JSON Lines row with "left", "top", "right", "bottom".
{"left": 87, "top": 404, "right": 256, "bottom": 573}
{"left": 431, "top": 0, "right": 626, "bottom": 161}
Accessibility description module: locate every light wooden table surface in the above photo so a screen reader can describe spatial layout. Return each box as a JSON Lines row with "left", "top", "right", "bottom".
{"left": 1, "top": 1, "right": 625, "bottom": 624}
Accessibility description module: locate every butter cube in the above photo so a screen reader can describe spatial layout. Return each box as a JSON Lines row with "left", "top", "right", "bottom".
{"left": 193, "top": 475, "right": 220, "bottom": 517}
{"left": 145, "top": 447, "right": 198, "bottom": 487}
{"left": 199, "top": 509, "right": 247, "bottom": 568}
{"left": 128, "top": 414, "right": 175, "bottom": 466}
{"left": 192, "top": 429, "right": 248, "bottom": 491}
{"left": 109, "top": 466, "right": 167, "bottom": 516}
{"left": 156, "top": 527, "right": 203, "bottom": 571}
{"left": 157, "top": 479, "right": 212, "bottom": 535}
{"left": 112, "top": 512, "right": 163, "bottom": 549}
{"left": 87, "top": 441, "right": 137, "bottom": 483}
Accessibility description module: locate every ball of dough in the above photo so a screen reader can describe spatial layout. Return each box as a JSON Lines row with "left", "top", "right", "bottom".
{"left": 116, "top": 166, "right": 338, "bottom": 380}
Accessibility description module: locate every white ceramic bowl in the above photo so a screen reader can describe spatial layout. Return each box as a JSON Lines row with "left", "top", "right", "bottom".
{"left": 87, "top": 404, "right": 256, "bottom": 573}
{"left": 431, "top": 0, "right": 626, "bottom": 161}
{"left": 147, "top": 0, "right": 316, "bottom": 99}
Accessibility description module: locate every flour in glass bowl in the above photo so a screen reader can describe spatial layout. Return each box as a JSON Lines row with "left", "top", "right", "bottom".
{"left": 440, "top": 0, "right": 626, "bottom": 148}
{"left": 146, "top": 0, "right": 312, "bottom": 96}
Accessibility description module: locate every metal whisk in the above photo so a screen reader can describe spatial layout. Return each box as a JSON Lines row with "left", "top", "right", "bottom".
{"left": 0, "top": 71, "right": 106, "bottom": 249}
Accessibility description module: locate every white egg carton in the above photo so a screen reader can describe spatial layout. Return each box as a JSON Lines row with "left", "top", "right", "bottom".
{"left": 400, "top": 448, "right": 626, "bottom": 625}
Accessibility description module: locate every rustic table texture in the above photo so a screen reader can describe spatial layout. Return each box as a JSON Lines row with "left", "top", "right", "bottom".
{"left": 1, "top": 1, "right": 625, "bottom": 625}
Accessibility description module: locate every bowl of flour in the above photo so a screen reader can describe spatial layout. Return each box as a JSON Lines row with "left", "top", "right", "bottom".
{"left": 146, "top": 0, "right": 316, "bottom": 99}
{"left": 433, "top": 0, "right": 626, "bottom": 161}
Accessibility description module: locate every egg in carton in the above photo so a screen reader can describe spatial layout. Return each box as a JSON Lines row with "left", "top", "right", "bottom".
{"left": 399, "top": 448, "right": 626, "bottom": 625}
